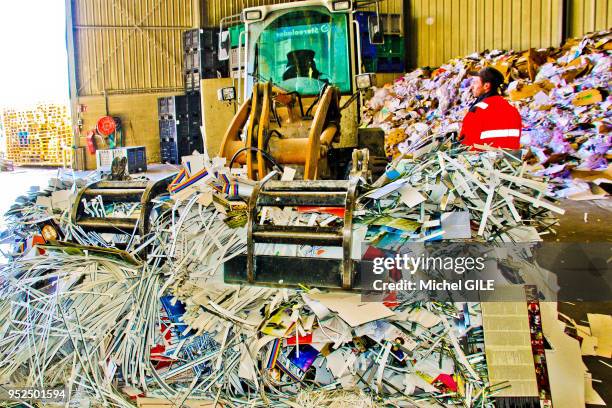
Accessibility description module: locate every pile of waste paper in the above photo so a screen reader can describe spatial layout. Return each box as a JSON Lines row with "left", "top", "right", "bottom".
{"left": 0, "top": 148, "right": 603, "bottom": 407}
{"left": 358, "top": 143, "right": 563, "bottom": 244}
{"left": 0, "top": 171, "right": 97, "bottom": 257}
{"left": 363, "top": 29, "right": 611, "bottom": 200}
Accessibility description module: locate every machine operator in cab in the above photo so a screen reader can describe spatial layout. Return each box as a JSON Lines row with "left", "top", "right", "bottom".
{"left": 460, "top": 67, "right": 522, "bottom": 149}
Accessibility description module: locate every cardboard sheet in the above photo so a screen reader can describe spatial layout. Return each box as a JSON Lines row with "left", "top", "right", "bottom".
{"left": 51, "top": 190, "right": 72, "bottom": 211}
{"left": 305, "top": 292, "right": 394, "bottom": 327}
{"left": 584, "top": 371, "right": 606, "bottom": 406}
{"left": 440, "top": 211, "right": 471, "bottom": 239}
{"left": 540, "top": 302, "right": 586, "bottom": 408}
{"left": 581, "top": 333, "right": 599, "bottom": 356}
{"left": 480, "top": 290, "right": 538, "bottom": 397}
{"left": 588, "top": 313, "right": 612, "bottom": 358}
{"left": 364, "top": 179, "right": 408, "bottom": 199}
{"left": 399, "top": 185, "right": 426, "bottom": 208}
{"left": 406, "top": 308, "right": 442, "bottom": 329}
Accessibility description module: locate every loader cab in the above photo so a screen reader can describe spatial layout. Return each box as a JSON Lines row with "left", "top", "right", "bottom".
{"left": 220, "top": 0, "right": 358, "bottom": 102}
{"left": 216, "top": 0, "right": 387, "bottom": 181}
{"left": 246, "top": 4, "right": 353, "bottom": 98}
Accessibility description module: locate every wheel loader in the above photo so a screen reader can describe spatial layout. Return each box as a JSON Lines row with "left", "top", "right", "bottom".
{"left": 216, "top": 0, "right": 391, "bottom": 289}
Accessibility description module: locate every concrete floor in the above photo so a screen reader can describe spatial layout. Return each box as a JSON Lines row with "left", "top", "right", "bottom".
{"left": 550, "top": 199, "right": 612, "bottom": 243}
{"left": 0, "top": 166, "right": 610, "bottom": 404}
{"left": 549, "top": 200, "right": 612, "bottom": 406}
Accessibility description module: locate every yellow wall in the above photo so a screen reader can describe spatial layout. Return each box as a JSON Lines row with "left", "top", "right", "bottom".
{"left": 407, "top": 0, "right": 563, "bottom": 68}
{"left": 566, "top": 0, "right": 612, "bottom": 38}
{"left": 76, "top": 92, "right": 179, "bottom": 169}
{"left": 69, "top": 0, "right": 198, "bottom": 168}
{"left": 72, "top": 0, "right": 196, "bottom": 96}
{"left": 200, "top": 78, "right": 237, "bottom": 156}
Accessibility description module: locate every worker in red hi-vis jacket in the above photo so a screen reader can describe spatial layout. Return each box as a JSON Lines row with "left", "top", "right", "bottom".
{"left": 460, "top": 67, "right": 522, "bottom": 149}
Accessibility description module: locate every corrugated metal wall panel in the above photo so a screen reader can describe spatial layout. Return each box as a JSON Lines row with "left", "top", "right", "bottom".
{"left": 567, "top": 0, "right": 612, "bottom": 38}
{"left": 407, "top": 0, "right": 563, "bottom": 68}
{"left": 354, "top": 0, "right": 403, "bottom": 14}
{"left": 204, "top": 0, "right": 292, "bottom": 27}
{"left": 73, "top": 0, "right": 193, "bottom": 96}
{"left": 74, "top": 0, "right": 194, "bottom": 27}
{"left": 71, "top": 0, "right": 607, "bottom": 95}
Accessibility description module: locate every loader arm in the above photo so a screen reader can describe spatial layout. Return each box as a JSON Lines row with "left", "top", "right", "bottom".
{"left": 218, "top": 98, "right": 251, "bottom": 165}
{"left": 220, "top": 81, "right": 341, "bottom": 181}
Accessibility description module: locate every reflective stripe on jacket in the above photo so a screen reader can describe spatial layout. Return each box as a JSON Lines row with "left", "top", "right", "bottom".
{"left": 460, "top": 95, "right": 522, "bottom": 149}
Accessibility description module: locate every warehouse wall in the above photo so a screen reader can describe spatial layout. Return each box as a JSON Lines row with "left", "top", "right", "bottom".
{"left": 203, "top": 0, "right": 610, "bottom": 68}
{"left": 68, "top": 0, "right": 198, "bottom": 169}
{"left": 72, "top": 0, "right": 196, "bottom": 95}
{"left": 204, "top": 0, "right": 296, "bottom": 26}
{"left": 566, "top": 0, "right": 612, "bottom": 38}
{"left": 71, "top": 0, "right": 609, "bottom": 88}
{"left": 407, "top": 0, "right": 564, "bottom": 68}
{"left": 77, "top": 92, "right": 179, "bottom": 169}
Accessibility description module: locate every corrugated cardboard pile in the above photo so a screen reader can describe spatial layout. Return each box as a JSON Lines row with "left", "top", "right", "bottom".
{"left": 362, "top": 30, "right": 611, "bottom": 200}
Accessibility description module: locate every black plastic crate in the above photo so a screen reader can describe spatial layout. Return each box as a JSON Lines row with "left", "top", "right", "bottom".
{"left": 177, "top": 137, "right": 195, "bottom": 157}
{"left": 159, "top": 118, "right": 189, "bottom": 141}
{"left": 160, "top": 140, "right": 179, "bottom": 164}
{"left": 188, "top": 120, "right": 202, "bottom": 137}
{"left": 158, "top": 97, "right": 169, "bottom": 116}
{"left": 159, "top": 89, "right": 205, "bottom": 163}
{"left": 187, "top": 95, "right": 201, "bottom": 123}
{"left": 159, "top": 120, "right": 176, "bottom": 141}
{"left": 160, "top": 140, "right": 177, "bottom": 153}
{"left": 126, "top": 146, "right": 147, "bottom": 173}
{"left": 184, "top": 51, "right": 194, "bottom": 71}
{"left": 157, "top": 95, "right": 187, "bottom": 119}
{"left": 187, "top": 93, "right": 200, "bottom": 109}
{"left": 201, "top": 28, "right": 217, "bottom": 49}
{"left": 183, "top": 28, "right": 219, "bottom": 51}
{"left": 183, "top": 49, "right": 220, "bottom": 72}
{"left": 377, "top": 56, "right": 404, "bottom": 73}
{"left": 202, "top": 68, "right": 221, "bottom": 79}
{"left": 184, "top": 73, "right": 194, "bottom": 92}
{"left": 182, "top": 29, "right": 196, "bottom": 50}
{"left": 160, "top": 136, "right": 196, "bottom": 165}
{"left": 202, "top": 50, "right": 218, "bottom": 70}
{"left": 185, "top": 72, "right": 202, "bottom": 92}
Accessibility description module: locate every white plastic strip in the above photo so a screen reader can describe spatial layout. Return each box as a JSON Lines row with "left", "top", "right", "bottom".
{"left": 480, "top": 128, "right": 520, "bottom": 139}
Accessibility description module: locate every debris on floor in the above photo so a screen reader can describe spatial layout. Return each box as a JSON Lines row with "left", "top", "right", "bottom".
{"left": 0, "top": 248, "right": 498, "bottom": 406}
{"left": 362, "top": 29, "right": 611, "bottom": 200}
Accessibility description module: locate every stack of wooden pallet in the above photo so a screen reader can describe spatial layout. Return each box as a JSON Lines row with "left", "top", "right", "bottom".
{"left": 1, "top": 103, "right": 72, "bottom": 166}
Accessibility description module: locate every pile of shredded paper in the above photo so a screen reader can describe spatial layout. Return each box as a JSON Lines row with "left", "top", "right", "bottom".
{"left": 358, "top": 143, "right": 563, "bottom": 244}
{"left": 0, "top": 167, "right": 497, "bottom": 407}
{"left": 363, "top": 29, "right": 611, "bottom": 200}
{"left": 2, "top": 142, "right": 606, "bottom": 407}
